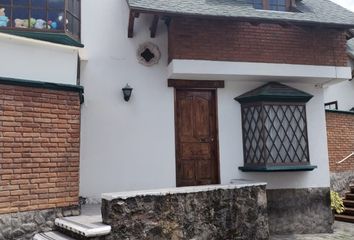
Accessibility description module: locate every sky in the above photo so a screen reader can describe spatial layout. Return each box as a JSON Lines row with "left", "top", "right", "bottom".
{"left": 331, "top": 0, "right": 354, "bottom": 12}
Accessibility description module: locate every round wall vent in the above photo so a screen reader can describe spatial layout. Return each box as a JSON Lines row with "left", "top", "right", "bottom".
{"left": 137, "top": 42, "right": 161, "bottom": 66}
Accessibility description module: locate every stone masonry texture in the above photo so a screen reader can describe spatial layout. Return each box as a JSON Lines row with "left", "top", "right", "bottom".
{"left": 331, "top": 171, "right": 354, "bottom": 196}
{"left": 0, "top": 84, "right": 81, "bottom": 215}
{"left": 0, "top": 206, "right": 80, "bottom": 240}
{"left": 267, "top": 188, "right": 333, "bottom": 235}
{"left": 102, "top": 185, "right": 269, "bottom": 240}
{"left": 168, "top": 18, "right": 348, "bottom": 66}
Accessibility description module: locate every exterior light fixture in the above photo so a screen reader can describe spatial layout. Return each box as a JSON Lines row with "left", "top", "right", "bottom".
{"left": 122, "top": 84, "right": 133, "bottom": 102}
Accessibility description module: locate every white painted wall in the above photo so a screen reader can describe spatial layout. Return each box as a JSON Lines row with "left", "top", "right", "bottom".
{"left": 79, "top": 0, "right": 174, "bottom": 199}
{"left": 0, "top": 34, "right": 78, "bottom": 85}
{"left": 324, "top": 80, "right": 354, "bottom": 111}
{"left": 80, "top": 0, "right": 331, "bottom": 200}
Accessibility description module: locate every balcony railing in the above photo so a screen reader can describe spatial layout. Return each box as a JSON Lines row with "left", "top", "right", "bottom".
{"left": 0, "top": 0, "right": 81, "bottom": 46}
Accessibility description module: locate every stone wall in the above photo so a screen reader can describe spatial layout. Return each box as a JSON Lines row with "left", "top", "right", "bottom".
{"left": 267, "top": 188, "right": 333, "bottom": 235}
{"left": 0, "top": 206, "right": 80, "bottom": 240}
{"left": 101, "top": 184, "right": 269, "bottom": 240}
{"left": 169, "top": 18, "right": 347, "bottom": 66}
{"left": 331, "top": 170, "right": 354, "bottom": 196}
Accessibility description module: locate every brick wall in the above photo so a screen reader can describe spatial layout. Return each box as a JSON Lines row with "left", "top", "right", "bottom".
{"left": 326, "top": 111, "right": 354, "bottom": 172}
{"left": 169, "top": 18, "right": 348, "bottom": 66}
{"left": 0, "top": 84, "right": 81, "bottom": 214}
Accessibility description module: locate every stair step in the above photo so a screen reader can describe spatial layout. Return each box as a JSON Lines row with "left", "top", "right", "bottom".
{"left": 33, "top": 231, "right": 75, "bottom": 240}
{"left": 351, "top": 185, "right": 354, "bottom": 194}
{"left": 335, "top": 214, "right": 354, "bottom": 223}
{"left": 346, "top": 193, "right": 354, "bottom": 201}
{"left": 343, "top": 200, "right": 354, "bottom": 208}
{"left": 55, "top": 215, "right": 111, "bottom": 238}
{"left": 344, "top": 207, "right": 354, "bottom": 216}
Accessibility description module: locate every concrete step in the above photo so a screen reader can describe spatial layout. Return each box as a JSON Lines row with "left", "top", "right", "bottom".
{"left": 344, "top": 200, "right": 354, "bottom": 208}
{"left": 351, "top": 185, "right": 354, "bottom": 194}
{"left": 55, "top": 214, "right": 111, "bottom": 238}
{"left": 343, "top": 207, "right": 354, "bottom": 216}
{"left": 33, "top": 231, "right": 75, "bottom": 240}
{"left": 335, "top": 214, "right": 354, "bottom": 223}
{"left": 346, "top": 193, "right": 354, "bottom": 201}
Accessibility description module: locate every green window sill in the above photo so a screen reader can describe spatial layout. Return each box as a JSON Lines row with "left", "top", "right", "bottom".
{"left": 239, "top": 165, "right": 318, "bottom": 172}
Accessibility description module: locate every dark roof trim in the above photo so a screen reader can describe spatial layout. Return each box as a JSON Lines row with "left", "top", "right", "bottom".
{"left": 235, "top": 82, "right": 313, "bottom": 103}
{"left": 0, "top": 30, "right": 84, "bottom": 48}
{"left": 326, "top": 109, "right": 354, "bottom": 115}
{"left": 0, "top": 77, "right": 84, "bottom": 93}
{"left": 129, "top": 7, "right": 354, "bottom": 29}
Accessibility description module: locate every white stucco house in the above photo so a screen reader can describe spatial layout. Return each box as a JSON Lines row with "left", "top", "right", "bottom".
{"left": 0, "top": 0, "right": 354, "bottom": 239}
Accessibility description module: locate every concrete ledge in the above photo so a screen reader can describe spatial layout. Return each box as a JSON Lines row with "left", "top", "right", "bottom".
{"left": 101, "top": 182, "right": 267, "bottom": 201}
{"left": 168, "top": 59, "right": 351, "bottom": 83}
{"left": 55, "top": 215, "right": 111, "bottom": 237}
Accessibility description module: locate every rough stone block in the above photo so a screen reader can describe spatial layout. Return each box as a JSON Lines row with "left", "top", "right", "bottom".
{"left": 102, "top": 184, "right": 269, "bottom": 240}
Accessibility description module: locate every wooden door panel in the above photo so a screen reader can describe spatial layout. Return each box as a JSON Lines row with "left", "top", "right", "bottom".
{"left": 180, "top": 161, "right": 195, "bottom": 179}
{"left": 175, "top": 89, "right": 219, "bottom": 187}
{"left": 196, "top": 160, "right": 212, "bottom": 179}
{"left": 178, "top": 97, "right": 194, "bottom": 138}
{"left": 180, "top": 143, "right": 211, "bottom": 160}
{"left": 194, "top": 96, "right": 210, "bottom": 137}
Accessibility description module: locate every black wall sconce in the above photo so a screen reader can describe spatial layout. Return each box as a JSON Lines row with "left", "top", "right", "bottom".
{"left": 122, "top": 84, "right": 133, "bottom": 102}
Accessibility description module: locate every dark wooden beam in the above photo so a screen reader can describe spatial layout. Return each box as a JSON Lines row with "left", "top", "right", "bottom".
{"left": 150, "top": 15, "right": 159, "bottom": 38}
{"left": 128, "top": 11, "right": 139, "bottom": 38}
{"left": 168, "top": 79, "right": 225, "bottom": 89}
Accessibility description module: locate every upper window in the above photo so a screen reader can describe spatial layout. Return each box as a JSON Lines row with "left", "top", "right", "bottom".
{"left": 0, "top": 0, "right": 80, "bottom": 41}
{"left": 249, "top": 0, "right": 291, "bottom": 12}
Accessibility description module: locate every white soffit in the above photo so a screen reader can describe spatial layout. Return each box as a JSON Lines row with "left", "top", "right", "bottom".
{"left": 168, "top": 59, "right": 352, "bottom": 84}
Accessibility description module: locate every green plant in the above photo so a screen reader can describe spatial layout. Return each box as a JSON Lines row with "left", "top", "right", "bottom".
{"left": 330, "top": 191, "right": 345, "bottom": 214}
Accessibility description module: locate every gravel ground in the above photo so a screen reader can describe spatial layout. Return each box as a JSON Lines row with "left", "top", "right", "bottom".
{"left": 271, "top": 221, "right": 354, "bottom": 240}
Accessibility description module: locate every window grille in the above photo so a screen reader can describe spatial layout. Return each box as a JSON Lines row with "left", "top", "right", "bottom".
{"left": 235, "top": 82, "right": 317, "bottom": 171}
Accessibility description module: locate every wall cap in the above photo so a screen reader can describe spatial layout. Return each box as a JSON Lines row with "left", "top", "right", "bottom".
{"left": 102, "top": 182, "right": 267, "bottom": 201}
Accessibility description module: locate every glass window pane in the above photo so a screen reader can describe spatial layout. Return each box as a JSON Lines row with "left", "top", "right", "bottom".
{"left": 254, "top": 3, "right": 263, "bottom": 9}
{"left": 278, "top": 5, "right": 286, "bottom": 11}
{"left": 0, "top": 0, "right": 11, "bottom": 6}
{"left": 73, "top": 18, "right": 79, "bottom": 37}
{"left": 48, "top": 9, "right": 64, "bottom": 30}
{"left": 0, "top": 6, "right": 10, "bottom": 27}
{"left": 31, "top": 0, "right": 46, "bottom": 8}
{"left": 13, "top": 0, "right": 29, "bottom": 6}
{"left": 252, "top": 0, "right": 263, "bottom": 9}
{"left": 66, "top": 11, "right": 73, "bottom": 33}
{"left": 48, "top": 0, "right": 64, "bottom": 9}
{"left": 13, "top": 7, "right": 30, "bottom": 28}
{"left": 68, "top": 0, "right": 80, "bottom": 16}
{"left": 31, "top": 9, "right": 47, "bottom": 29}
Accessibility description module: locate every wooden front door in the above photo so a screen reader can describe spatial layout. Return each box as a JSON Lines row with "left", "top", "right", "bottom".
{"left": 175, "top": 89, "right": 220, "bottom": 187}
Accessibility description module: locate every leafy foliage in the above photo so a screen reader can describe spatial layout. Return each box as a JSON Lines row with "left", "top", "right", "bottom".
{"left": 331, "top": 191, "right": 345, "bottom": 214}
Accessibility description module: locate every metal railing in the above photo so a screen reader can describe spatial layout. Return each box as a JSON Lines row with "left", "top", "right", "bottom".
{"left": 337, "top": 152, "right": 354, "bottom": 164}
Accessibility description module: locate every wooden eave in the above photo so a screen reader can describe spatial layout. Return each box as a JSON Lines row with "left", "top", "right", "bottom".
{"left": 127, "top": 7, "right": 354, "bottom": 38}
